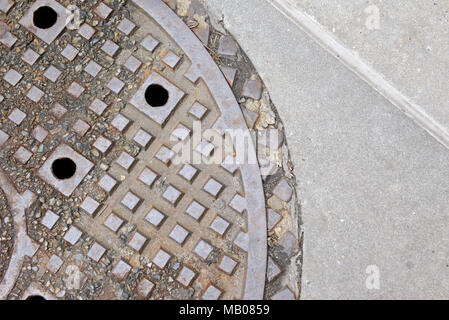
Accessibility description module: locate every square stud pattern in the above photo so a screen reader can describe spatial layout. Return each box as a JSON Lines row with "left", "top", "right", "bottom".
{"left": 80, "top": 196, "right": 100, "bottom": 216}
{"left": 155, "top": 146, "right": 175, "bottom": 165}
{"left": 95, "top": 2, "right": 113, "bottom": 19}
{"left": 233, "top": 231, "right": 249, "bottom": 251}
{"left": 84, "top": 61, "right": 102, "bottom": 77}
{"left": 98, "top": 174, "right": 118, "bottom": 193}
{"left": 196, "top": 141, "right": 214, "bottom": 158}
{"left": 267, "top": 209, "right": 282, "bottom": 230}
{"left": 229, "top": 194, "right": 247, "bottom": 214}
{"left": 117, "top": 18, "right": 136, "bottom": 35}
{"left": 220, "top": 65, "right": 237, "bottom": 87}
{"left": 137, "top": 278, "right": 154, "bottom": 297}
{"left": 51, "top": 103, "right": 67, "bottom": 119}
{"left": 101, "top": 40, "right": 119, "bottom": 57}
{"left": 242, "top": 78, "right": 263, "bottom": 100}
{"left": 0, "top": 0, "right": 13, "bottom": 13}
{"left": 178, "top": 164, "right": 198, "bottom": 182}
{"left": 87, "top": 242, "right": 106, "bottom": 262}
{"left": 47, "top": 254, "right": 64, "bottom": 273}
{"left": 14, "top": 147, "right": 32, "bottom": 164}
{"left": 218, "top": 36, "right": 238, "bottom": 58}
{"left": 78, "top": 23, "right": 95, "bottom": 39}
{"left": 168, "top": 224, "right": 190, "bottom": 245}
{"left": 111, "top": 114, "right": 130, "bottom": 132}
{"left": 218, "top": 256, "right": 238, "bottom": 275}
{"left": 41, "top": 210, "right": 59, "bottom": 229}
{"left": 171, "top": 123, "right": 190, "bottom": 141}
{"left": 8, "top": 108, "right": 26, "bottom": 125}
{"left": 209, "top": 215, "right": 230, "bottom": 236}
{"left": 128, "top": 232, "right": 147, "bottom": 252}
{"left": 0, "top": 28, "right": 17, "bottom": 48}
{"left": 221, "top": 155, "right": 238, "bottom": 174}
{"left": 152, "top": 249, "right": 171, "bottom": 269}
{"left": 140, "top": 35, "right": 159, "bottom": 52}
{"left": 145, "top": 208, "right": 165, "bottom": 227}
{"left": 273, "top": 178, "right": 293, "bottom": 202}
{"left": 21, "top": 49, "right": 40, "bottom": 65}
{"left": 202, "top": 285, "right": 222, "bottom": 300}
{"left": 124, "top": 55, "right": 142, "bottom": 73}
{"left": 270, "top": 288, "right": 295, "bottom": 300}
{"left": 67, "top": 82, "right": 85, "bottom": 97}
{"left": 73, "top": 119, "right": 90, "bottom": 136}
{"left": 116, "top": 152, "right": 135, "bottom": 171}
{"left": 2, "top": 1, "right": 255, "bottom": 298}
{"left": 162, "top": 51, "right": 181, "bottom": 69}
{"left": 93, "top": 136, "right": 112, "bottom": 154}
{"left": 203, "top": 178, "right": 223, "bottom": 198}
{"left": 0, "top": 129, "right": 8, "bottom": 147}
{"left": 61, "top": 44, "right": 79, "bottom": 61}
{"left": 107, "top": 77, "right": 125, "bottom": 94}
{"left": 186, "top": 201, "right": 206, "bottom": 221}
{"left": 162, "top": 185, "right": 182, "bottom": 205}
{"left": 4, "top": 69, "right": 23, "bottom": 86}
{"left": 193, "top": 239, "right": 213, "bottom": 260}
{"left": 121, "top": 191, "right": 141, "bottom": 212}
{"left": 90, "top": 98, "right": 108, "bottom": 115}
{"left": 63, "top": 226, "right": 83, "bottom": 245}
{"left": 267, "top": 257, "right": 282, "bottom": 282}
{"left": 0, "top": 31, "right": 16, "bottom": 48}
{"left": 112, "top": 260, "right": 131, "bottom": 280}
{"left": 133, "top": 129, "right": 153, "bottom": 148}
{"left": 26, "top": 86, "right": 44, "bottom": 102}
{"left": 104, "top": 213, "right": 124, "bottom": 232}
{"left": 188, "top": 102, "right": 207, "bottom": 120}
{"left": 138, "top": 167, "right": 158, "bottom": 187}
{"left": 44, "top": 66, "right": 62, "bottom": 82}
{"left": 176, "top": 266, "right": 196, "bottom": 287}
{"left": 32, "top": 126, "right": 49, "bottom": 143}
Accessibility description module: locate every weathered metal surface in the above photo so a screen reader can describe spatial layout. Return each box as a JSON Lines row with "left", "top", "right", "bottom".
{"left": 0, "top": 0, "right": 267, "bottom": 300}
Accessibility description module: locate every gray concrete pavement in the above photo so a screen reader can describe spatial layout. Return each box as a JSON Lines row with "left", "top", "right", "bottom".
{"left": 205, "top": 0, "right": 449, "bottom": 299}
{"left": 285, "top": 0, "right": 449, "bottom": 141}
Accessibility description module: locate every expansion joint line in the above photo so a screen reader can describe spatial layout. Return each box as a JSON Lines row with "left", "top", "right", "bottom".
{"left": 267, "top": 0, "right": 449, "bottom": 151}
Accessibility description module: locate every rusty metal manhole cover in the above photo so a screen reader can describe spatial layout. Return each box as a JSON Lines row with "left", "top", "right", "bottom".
{"left": 0, "top": 0, "right": 268, "bottom": 300}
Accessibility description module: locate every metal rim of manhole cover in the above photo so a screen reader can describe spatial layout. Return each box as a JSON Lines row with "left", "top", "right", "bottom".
{"left": 0, "top": 0, "right": 270, "bottom": 300}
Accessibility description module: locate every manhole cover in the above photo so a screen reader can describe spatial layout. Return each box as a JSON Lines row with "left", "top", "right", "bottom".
{"left": 0, "top": 0, "right": 268, "bottom": 300}
{"left": 0, "top": 188, "right": 13, "bottom": 284}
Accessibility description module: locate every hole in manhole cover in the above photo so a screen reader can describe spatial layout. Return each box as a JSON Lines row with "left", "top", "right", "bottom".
{"left": 0, "top": 0, "right": 278, "bottom": 301}
{"left": 51, "top": 158, "right": 77, "bottom": 180}
{"left": 33, "top": 6, "right": 57, "bottom": 30}
{"left": 145, "top": 84, "right": 169, "bottom": 107}
{"left": 26, "top": 295, "right": 46, "bottom": 301}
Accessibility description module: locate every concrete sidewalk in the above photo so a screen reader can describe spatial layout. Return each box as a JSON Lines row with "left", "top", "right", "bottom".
{"left": 205, "top": 0, "right": 449, "bottom": 299}
{"left": 282, "top": 0, "right": 449, "bottom": 145}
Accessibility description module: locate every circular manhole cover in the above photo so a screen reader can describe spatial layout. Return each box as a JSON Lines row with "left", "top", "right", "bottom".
{"left": 0, "top": 0, "right": 268, "bottom": 300}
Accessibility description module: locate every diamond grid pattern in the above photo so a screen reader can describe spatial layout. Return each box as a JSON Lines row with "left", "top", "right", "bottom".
{"left": 0, "top": 0, "right": 254, "bottom": 300}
